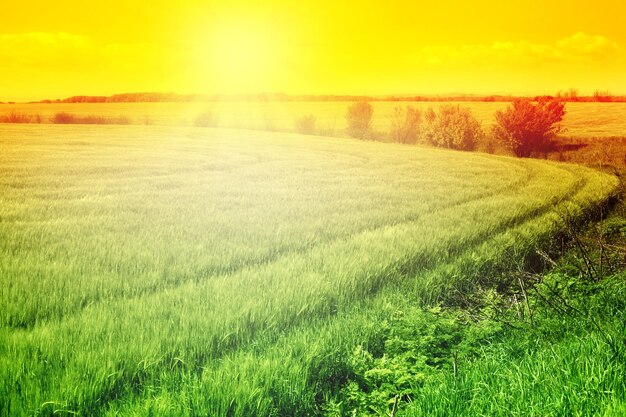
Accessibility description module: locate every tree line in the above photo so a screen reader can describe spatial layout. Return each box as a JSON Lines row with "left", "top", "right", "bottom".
{"left": 16, "top": 91, "right": 625, "bottom": 104}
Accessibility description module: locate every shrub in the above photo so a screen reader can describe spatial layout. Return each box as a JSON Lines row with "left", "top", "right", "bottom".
{"left": 113, "top": 115, "right": 131, "bottom": 125}
{"left": 51, "top": 112, "right": 76, "bottom": 124}
{"left": 390, "top": 106, "right": 421, "bottom": 144}
{"left": 318, "top": 119, "right": 337, "bottom": 137}
{"left": 80, "top": 115, "right": 108, "bottom": 124}
{"left": 593, "top": 90, "right": 613, "bottom": 102}
{"left": 51, "top": 112, "right": 132, "bottom": 125}
{"left": 346, "top": 101, "right": 373, "bottom": 139}
{"left": 295, "top": 114, "right": 317, "bottom": 135}
{"left": 492, "top": 98, "right": 566, "bottom": 157}
{"left": 422, "top": 105, "right": 483, "bottom": 151}
{"left": 194, "top": 111, "right": 217, "bottom": 127}
{"left": 0, "top": 112, "right": 42, "bottom": 123}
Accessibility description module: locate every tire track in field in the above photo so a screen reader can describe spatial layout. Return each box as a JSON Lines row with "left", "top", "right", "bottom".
{"left": 153, "top": 179, "right": 601, "bottom": 417}
{"left": 2, "top": 156, "right": 537, "bottom": 330}
{"left": 1, "top": 161, "right": 586, "bottom": 414}
{"left": 7, "top": 160, "right": 580, "bottom": 337}
{"left": 5, "top": 162, "right": 594, "bottom": 417}
{"left": 3, "top": 156, "right": 558, "bottom": 330}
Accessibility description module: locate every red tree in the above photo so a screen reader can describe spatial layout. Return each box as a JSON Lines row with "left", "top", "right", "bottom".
{"left": 492, "top": 98, "right": 566, "bottom": 157}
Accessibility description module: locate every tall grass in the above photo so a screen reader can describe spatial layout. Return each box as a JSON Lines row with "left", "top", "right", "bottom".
{"left": 0, "top": 124, "right": 618, "bottom": 416}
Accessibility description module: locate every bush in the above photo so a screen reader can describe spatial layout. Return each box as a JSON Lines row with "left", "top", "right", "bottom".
{"left": 193, "top": 111, "right": 217, "bottom": 127}
{"left": 51, "top": 112, "right": 76, "bottom": 124}
{"left": 492, "top": 98, "right": 566, "bottom": 157}
{"left": 295, "top": 114, "right": 317, "bottom": 135}
{"left": 390, "top": 106, "right": 421, "bottom": 144}
{"left": 0, "top": 112, "right": 42, "bottom": 123}
{"left": 51, "top": 112, "right": 132, "bottom": 125}
{"left": 113, "top": 115, "right": 131, "bottom": 125}
{"left": 422, "top": 105, "right": 483, "bottom": 151}
{"left": 346, "top": 101, "right": 373, "bottom": 139}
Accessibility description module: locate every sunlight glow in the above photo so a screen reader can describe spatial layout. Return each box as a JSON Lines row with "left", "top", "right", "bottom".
{"left": 200, "top": 20, "right": 282, "bottom": 93}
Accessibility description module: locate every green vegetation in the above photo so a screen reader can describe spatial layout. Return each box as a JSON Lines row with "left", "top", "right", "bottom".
{"left": 0, "top": 124, "right": 619, "bottom": 416}
{"left": 325, "top": 198, "right": 626, "bottom": 416}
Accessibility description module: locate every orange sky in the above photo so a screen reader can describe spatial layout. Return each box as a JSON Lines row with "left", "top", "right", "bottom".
{"left": 1, "top": 0, "right": 625, "bottom": 101}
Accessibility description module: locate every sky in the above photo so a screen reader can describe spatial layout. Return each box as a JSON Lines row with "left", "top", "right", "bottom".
{"left": 1, "top": 0, "right": 625, "bottom": 101}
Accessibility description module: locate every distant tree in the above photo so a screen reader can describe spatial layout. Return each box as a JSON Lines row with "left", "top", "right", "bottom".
{"left": 593, "top": 90, "right": 613, "bottom": 102}
{"left": 295, "top": 114, "right": 317, "bottom": 135}
{"left": 390, "top": 106, "right": 421, "bottom": 144}
{"left": 492, "top": 98, "right": 566, "bottom": 157}
{"left": 346, "top": 101, "right": 373, "bottom": 139}
{"left": 421, "top": 104, "right": 483, "bottom": 151}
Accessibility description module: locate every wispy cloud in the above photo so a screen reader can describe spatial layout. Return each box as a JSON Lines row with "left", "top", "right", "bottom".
{"left": 0, "top": 32, "right": 165, "bottom": 70}
{"left": 409, "top": 33, "right": 624, "bottom": 68}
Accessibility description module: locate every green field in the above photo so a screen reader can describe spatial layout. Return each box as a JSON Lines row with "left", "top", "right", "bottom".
{"left": 2, "top": 101, "right": 626, "bottom": 138}
{"left": 0, "top": 124, "right": 620, "bottom": 416}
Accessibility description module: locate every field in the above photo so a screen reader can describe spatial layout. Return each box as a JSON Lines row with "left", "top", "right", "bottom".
{"left": 0, "top": 123, "right": 620, "bottom": 416}
{"left": 2, "top": 101, "right": 626, "bottom": 138}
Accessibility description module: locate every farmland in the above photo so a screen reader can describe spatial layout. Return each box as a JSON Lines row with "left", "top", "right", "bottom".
{"left": 2, "top": 101, "right": 626, "bottom": 138}
{"left": 0, "top": 123, "right": 620, "bottom": 416}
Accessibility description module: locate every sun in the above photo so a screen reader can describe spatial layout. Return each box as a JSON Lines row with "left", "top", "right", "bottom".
{"left": 199, "top": 20, "right": 282, "bottom": 93}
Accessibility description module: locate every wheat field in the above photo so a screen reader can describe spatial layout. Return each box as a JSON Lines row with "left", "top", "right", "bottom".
{"left": 0, "top": 123, "right": 618, "bottom": 416}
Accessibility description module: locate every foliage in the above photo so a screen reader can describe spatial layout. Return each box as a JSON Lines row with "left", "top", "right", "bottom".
{"left": 2, "top": 102, "right": 626, "bottom": 139}
{"left": 194, "top": 111, "right": 217, "bottom": 127}
{"left": 0, "top": 111, "right": 42, "bottom": 123}
{"left": 493, "top": 97, "right": 566, "bottom": 157}
{"left": 421, "top": 104, "right": 483, "bottom": 151}
{"left": 328, "top": 200, "right": 626, "bottom": 417}
{"left": 324, "top": 307, "right": 493, "bottom": 417}
{"left": 295, "top": 114, "right": 317, "bottom": 135}
{"left": 51, "top": 112, "right": 131, "bottom": 125}
{"left": 390, "top": 106, "right": 421, "bottom": 144}
{"left": 346, "top": 101, "right": 373, "bottom": 139}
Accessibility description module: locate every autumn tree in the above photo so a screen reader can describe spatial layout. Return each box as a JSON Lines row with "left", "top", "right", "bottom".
{"left": 492, "top": 98, "right": 566, "bottom": 157}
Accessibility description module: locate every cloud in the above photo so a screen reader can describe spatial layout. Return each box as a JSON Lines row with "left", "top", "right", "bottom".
{"left": 0, "top": 32, "right": 166, "bottom": 71}
{"left": 556, "top": 32, "right": 623, "bottom": 58}
{"left": 408, "top": 33, "right": 624, "bottom": 68}
{"left": 0, "top": 32, "right": 95, "bottom": 67}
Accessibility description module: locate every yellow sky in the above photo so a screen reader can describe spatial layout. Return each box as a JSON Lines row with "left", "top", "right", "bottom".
{"left": 1, "top": 0, "right": 625, "bottom": 101}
